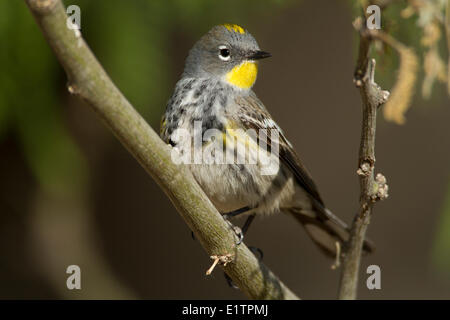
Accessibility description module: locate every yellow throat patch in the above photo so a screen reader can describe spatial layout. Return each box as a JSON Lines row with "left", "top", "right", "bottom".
{"left": 225, "top": 61, "right": 258, "bottom": 89}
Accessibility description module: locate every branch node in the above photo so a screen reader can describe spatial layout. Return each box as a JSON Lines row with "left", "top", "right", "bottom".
{"left": 375, "top": 172, "right": 387, "bottom": 185}
{"left": 354, "top": 78, "right": 364, "bottom": 88}
{"left": 357, "top": 161, "right": 372, "bottom": 176}
{"left": 331, "top": 241, "right": 342, "bottom": 270}
{"left": 206, "top": 253, "right": 234, "bottom": 276}
{"left": 27, "top": 0, "right": 58, "bottom": 14}
{"left": 360, "top": 59, "right": 390, "bottom": 108}
{"left": 371, "top": 173, "right": 389, "bottom": 201}
{"left": 352, "top": 17, "right": 363, "bottom": 32}
{"left": 67, "top": 83, "right": 79, "bottom": 95}
{"left": 381, "top": 90, "right": 390, "bottom": 103}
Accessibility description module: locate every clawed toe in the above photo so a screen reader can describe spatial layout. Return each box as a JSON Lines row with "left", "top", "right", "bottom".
{"left": 224, "top": 272, "right": 239, "bottom": 290}
{"left": 223, "top": 216, "right": 245, "bottom": 245}
{"left": 248, "top": 246, "right": 264, "bottom": 261}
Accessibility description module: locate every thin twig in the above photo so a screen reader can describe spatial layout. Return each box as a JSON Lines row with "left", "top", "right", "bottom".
{"left": 338, "top": 20, "right": 390, "bottom": 300}
{"left": 25, "top": 0, "right": 299, "bottom": 300}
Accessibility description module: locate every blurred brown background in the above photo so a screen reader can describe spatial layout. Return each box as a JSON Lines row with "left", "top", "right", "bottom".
{"left": 0, "top": 0, "right": 449, "bottom": 299}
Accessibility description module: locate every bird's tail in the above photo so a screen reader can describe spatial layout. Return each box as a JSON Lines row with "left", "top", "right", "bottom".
{"left": 287, "top": 206, "right": 375, "bottom": 258}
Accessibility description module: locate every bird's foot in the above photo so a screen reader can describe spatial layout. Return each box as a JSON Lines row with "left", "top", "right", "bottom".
{"left": 222, "top": 208, "right": 254, "bottom": 245}
{"left": 223, "top": 218, "right": 244, "bottom": 245}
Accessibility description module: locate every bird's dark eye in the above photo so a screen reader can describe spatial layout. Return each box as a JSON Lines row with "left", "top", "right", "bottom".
{"left": 218, "top": 46, "right": 231, "bottom": 61}
{"left": 220, "top": 48, "right": 230, "bottom": 57}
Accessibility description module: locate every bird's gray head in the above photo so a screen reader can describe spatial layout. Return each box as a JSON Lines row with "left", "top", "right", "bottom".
{"left": 182, "top": 24, "right": 271, "bottom": 90}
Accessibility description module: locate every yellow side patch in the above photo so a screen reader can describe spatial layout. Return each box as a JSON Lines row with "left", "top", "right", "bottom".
{"left": 223, "top": 23, "right": 245, "bottom": 34}
{"left": 223, "top": 120, "right": 256, "bottom": 148}
{"left": 225, "top": 128, "right": 259, "bottom": 150}
{"left": 160, "top": 116, "right": 167, "bottom": 137}
{"left": 225, "top": 61, "right": 258, "bottom": 89}
{"left": 223, "top": 123, "right": 263, "bottom": 165}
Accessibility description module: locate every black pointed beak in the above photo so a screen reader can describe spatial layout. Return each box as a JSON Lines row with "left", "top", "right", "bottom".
{"left": 247, "top": 50, "right": 271, "bottom": 60}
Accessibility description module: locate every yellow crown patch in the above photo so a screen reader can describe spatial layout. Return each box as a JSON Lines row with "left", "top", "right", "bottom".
{"left": 222, "top": 24, "right": 245, "bottom": 34}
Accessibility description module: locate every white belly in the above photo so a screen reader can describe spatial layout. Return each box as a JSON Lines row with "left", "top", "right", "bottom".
{"left": 188, "top": 147, "right": 297, "bottom": 215}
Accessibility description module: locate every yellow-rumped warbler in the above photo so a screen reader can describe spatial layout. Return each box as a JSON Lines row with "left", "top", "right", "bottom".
{"left": 160, "top": 24, "right": 373, "bottom": 258}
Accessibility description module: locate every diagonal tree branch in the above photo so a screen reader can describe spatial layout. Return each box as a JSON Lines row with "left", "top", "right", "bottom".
{"left": 338, "top": 18, "right": 390, "bottom": 300}
{"left": 25, "top": 0, "right": 299, "bottom": 300}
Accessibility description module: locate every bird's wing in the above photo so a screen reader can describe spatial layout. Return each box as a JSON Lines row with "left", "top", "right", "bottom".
{"left": 232, "top": 91, "right": 325, "bottom": 207}
{"left": 232, "top": 92, "right": 375, "bottom": 256}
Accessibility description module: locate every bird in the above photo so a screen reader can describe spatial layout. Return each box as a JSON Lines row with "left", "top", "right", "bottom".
{"left": 160, "top": 24, "right": 374, "bottom": 259}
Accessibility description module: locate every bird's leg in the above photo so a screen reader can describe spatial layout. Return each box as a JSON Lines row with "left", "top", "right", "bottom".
{"left": 222, "top": 206, "right": 251, "bottom": 219}
{"left": 241, "top": 214, "right": 264, "bottom": 259}
{"left": 241, "top": 213, "right": 255, "bottom": 233}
